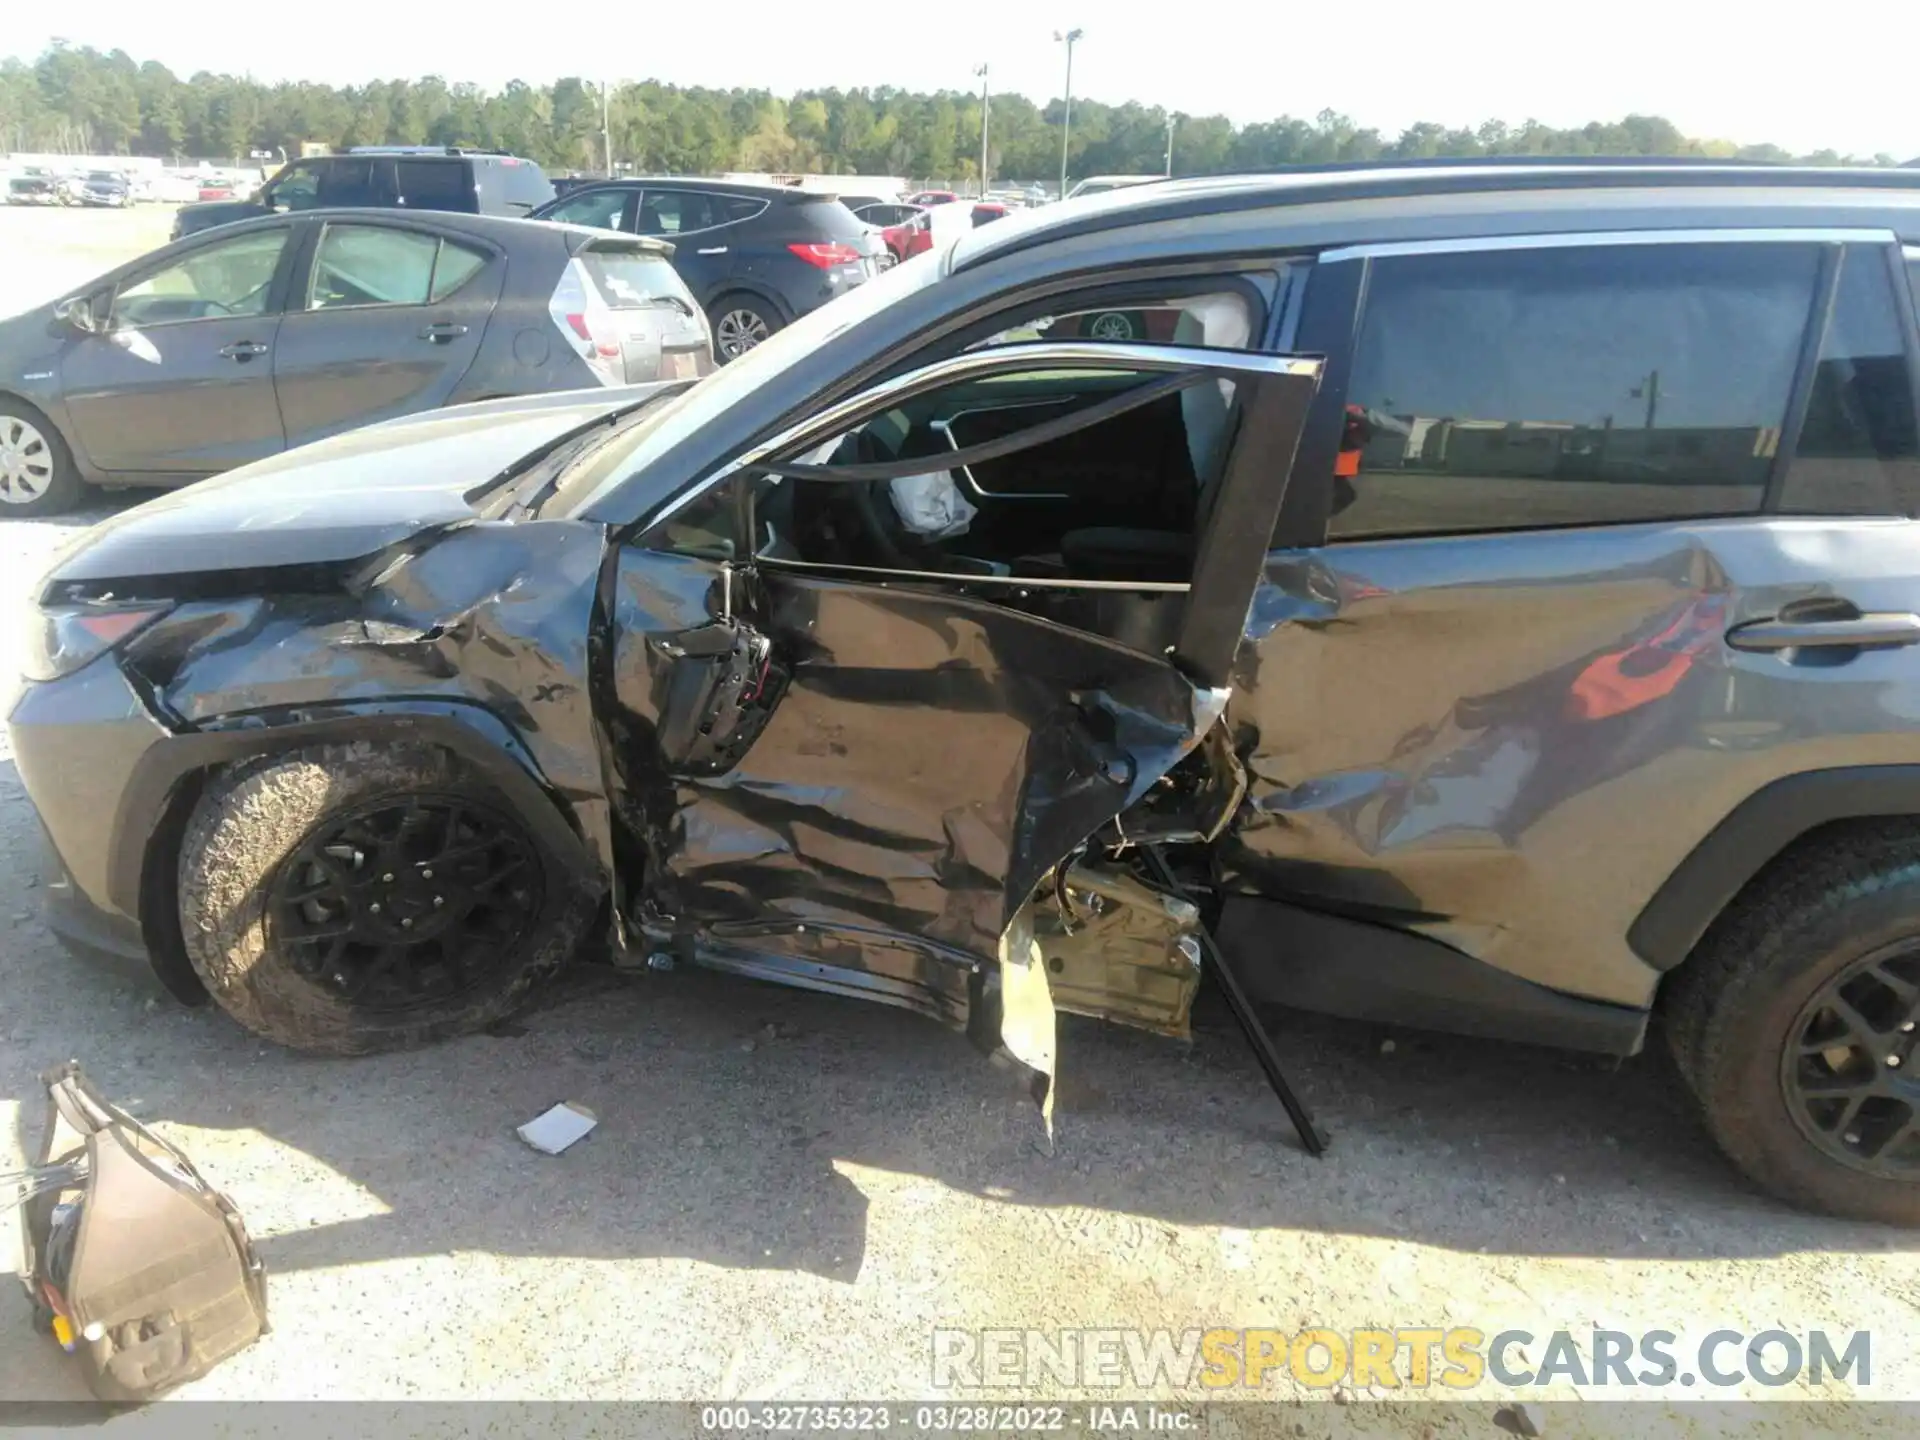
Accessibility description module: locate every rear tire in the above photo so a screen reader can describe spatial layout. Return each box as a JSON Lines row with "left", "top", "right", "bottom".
{"left": 1665, "top": 822, "right": 1920, "bottom": 1225}
{"left": 178, "top": 742, "right": 593, "bottom": 1055}
{"left": 0, "top": 400, "right": 81, "bottom": 517}
{"left": 708, "top": 294, "right": 782, "bottom": 362}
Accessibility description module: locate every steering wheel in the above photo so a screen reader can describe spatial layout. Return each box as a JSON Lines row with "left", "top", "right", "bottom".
{"left": 832, "top": 425, "right": 961, "bottom": 572}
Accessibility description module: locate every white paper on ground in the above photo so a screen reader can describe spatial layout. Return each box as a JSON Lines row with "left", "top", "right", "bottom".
{"left": 517, "top": 1101, "right": 598, "bottom": 1155}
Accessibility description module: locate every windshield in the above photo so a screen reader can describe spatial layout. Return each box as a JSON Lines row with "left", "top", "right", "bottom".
{"left": 546, "top": 242, "right": 948, "bottom": 517}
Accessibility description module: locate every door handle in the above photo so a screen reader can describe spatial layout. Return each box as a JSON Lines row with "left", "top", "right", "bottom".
{"left": 418, "top": 322, "right": 470, "bottom": 343}
{"left": 219, "top": 340, "right": 268, "bottom": 361}
{"left": 1726, "top": 612, "right": 1920, "bottom": 651}
{"left": 696, "top": 246, "right": 729, "bottom": 256}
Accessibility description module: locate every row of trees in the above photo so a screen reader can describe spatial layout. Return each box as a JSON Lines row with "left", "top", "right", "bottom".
{"left": 3, "top": 42, "right": 1913, "bottom": 181}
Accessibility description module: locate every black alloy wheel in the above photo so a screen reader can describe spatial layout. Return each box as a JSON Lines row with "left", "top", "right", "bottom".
{"left": 268, "top": 795, "right": 543, "bottom": 1013}
{"left": 1780, "top": 941, "right": 1920, "bottom": 1177}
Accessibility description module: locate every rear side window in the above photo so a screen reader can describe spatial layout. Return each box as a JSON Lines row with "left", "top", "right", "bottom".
{"left": 1778, "top": 246, "right": 1920, "bottom": 516}
{"left": 315, "top": 158, "right": 391, "bottom": 207}
{"left": 638, "top": 190, "right": 719, "bottom": 235}
{"left": 722, "top": 195, "right": 768, "bottom": 223}
{"left": 1332, "top": 242, "right": 1819, "bottom": 540}
{"left": 394, "top": 160, "right": 473, "bottom": 211}
{"left": 579, "top": 247, "right": 689, "bottom": 310}
{"left": 308, "top": 225, "right": 489, "bottom": 309}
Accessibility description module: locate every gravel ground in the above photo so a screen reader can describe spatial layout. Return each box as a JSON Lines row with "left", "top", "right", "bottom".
{"left": 0, "top": 206, "right": 1917, "bottom": 1432}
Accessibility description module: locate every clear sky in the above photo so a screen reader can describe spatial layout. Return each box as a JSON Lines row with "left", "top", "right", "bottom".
{"left": 11, "top": 0, "right": 1919, "bottom": 160}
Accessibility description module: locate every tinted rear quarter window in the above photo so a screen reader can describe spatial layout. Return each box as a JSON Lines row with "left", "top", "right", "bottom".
{"left": 1778, "top": 245, "right": 1920, "bottom": 516}
{"left": 1333, "top": 242, "right": 1820, "bottom": 539}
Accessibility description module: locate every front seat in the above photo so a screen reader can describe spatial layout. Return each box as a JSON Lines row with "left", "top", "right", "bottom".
{"left": 1058, "top": 295, "right": 1252, "bottom": 582}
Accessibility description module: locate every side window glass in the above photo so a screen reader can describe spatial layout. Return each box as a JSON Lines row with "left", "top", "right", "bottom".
{"left": 547, "top": 189, "right": 629, "bottom": 231}
{"left": 395, "top": 160, "right": 471, "bottom": 210}
{"left": 639, "top": 191, "right": 715, "bottom": 236}
{"left": 308, "top": 225, "right": 439, "bottom": 309}
{"left": 722, "top": 196, "right": 767, "bottom": 224}
{"left": 112, "top": 229, "right": 289, "bottom": 326}
{"left": 429, "top": 241, "right": 489, "bottom": 302}
{"left": 1333, "top": 242, "right": 1819, "bottom": 540}
{"left": 1779, "top": 246, "right": 1920, "bottom": 516}
{"left": 735, "top": 366, "right": 1206, "bottom": 583}
{"left": 979, "top": 291, "right": 1254, "bottom": 350}
{"left": 265, "top": 164, "right": 321, "bottom": 211}
{"left": 315, "top": 159, "right": 381, "bottom": 207}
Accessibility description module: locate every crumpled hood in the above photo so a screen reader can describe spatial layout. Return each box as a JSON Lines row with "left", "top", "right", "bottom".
{"left": 43, "top": 388, "right": 652, "bottom": 587}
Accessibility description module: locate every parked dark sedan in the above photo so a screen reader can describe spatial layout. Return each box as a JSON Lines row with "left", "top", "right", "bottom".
{"left": 532, "top": 179, "right": 885, "bottom": 360}
{"left": 80, "top": 171, "right": 132, "bottom": 208}
{"left": 0, "top": 208, "right": 710, "bottom": 515}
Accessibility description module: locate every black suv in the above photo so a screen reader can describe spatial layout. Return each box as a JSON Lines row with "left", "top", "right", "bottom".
{"left": 533, "top": 178, "right": 885, "bottom": 360}
{"left": 17, "top": 162, "right": 1920, "bottom": 1225}
{"left": 172, "top": 148, "right": 554, "bottom": 241}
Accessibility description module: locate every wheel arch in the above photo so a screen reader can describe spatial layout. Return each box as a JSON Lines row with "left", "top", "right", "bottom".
{"left": 1632, "top": 766, "right": 1920, "bottom": 975}
{"left": 706, "top": 284, "right": 793, "bottom": 325}
{"left": 121, "top": 703, "right": 607, "bottom": 1002}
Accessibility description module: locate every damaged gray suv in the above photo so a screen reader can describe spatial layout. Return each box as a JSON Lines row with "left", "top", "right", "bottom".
{"left": 14, "top": 161, "right": 1920, "bottom": 1225}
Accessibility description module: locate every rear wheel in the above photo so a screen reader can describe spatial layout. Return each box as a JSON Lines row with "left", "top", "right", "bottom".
{"left": 178, "top": 743, "right": 592, "bottom": 1055}
{"left": 0, "top": 401, "right": 81, "bottom": 516}
{"left": 1665, "top": 823, "right": 1920, "bottom": 1224}
{"left": 709, "top": 295, "right": 782, "bottom": 362}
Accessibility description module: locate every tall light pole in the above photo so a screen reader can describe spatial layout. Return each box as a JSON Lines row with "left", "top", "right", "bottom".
{"left": 1054, "top": 28, "right": 1082, "bottom": 200}
{"left": 1164, "top": 114, "right": 1175, "bottom": 176}
{"left": 975, "top": 64, "right": 990, "bottom": 195}
{"left": 601, "top": 79, "right": 612, "bottom": 175}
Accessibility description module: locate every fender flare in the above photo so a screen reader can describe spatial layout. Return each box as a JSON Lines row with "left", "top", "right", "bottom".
{"left": 1630, "top": 765, "right": 1920, "bottom": 972}
{"left": 115, "top": 701, "right": 607, "bottom": 1001}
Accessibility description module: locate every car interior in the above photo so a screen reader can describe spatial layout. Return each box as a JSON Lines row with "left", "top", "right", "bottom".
{"left": 741, "top": 289, "right": 1260, "bottom": 586}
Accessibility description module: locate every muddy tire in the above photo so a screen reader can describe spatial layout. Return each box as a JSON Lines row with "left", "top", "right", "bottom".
{"left": 178, "top": 742, "right": 592, "bottom": 1055}
{"left": 1665, "top": 821, "right": 1920, "bottom": 1225}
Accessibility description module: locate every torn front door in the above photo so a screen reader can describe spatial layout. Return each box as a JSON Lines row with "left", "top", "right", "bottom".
{"left": 604, "top": 342, "right": 1323, "bottom": 1041}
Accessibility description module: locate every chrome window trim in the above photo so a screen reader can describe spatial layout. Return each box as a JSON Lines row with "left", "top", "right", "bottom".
{"left": 1319, "top": 227, "right": 1899, "bottom": 264}
{"left": 645, "top": 341, "right": 1319, "bottom": 533}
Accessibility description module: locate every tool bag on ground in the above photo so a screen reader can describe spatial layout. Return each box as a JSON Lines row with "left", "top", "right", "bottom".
{"left": 15, "top": 1061, "right": 267, "bottom": 1400}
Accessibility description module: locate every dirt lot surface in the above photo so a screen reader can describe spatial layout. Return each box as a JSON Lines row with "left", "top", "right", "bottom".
{"left": 0, "top": 205, "right": 1916, "bottom": 1432}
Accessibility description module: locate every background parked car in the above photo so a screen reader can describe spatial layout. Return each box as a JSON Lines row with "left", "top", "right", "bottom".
{"left": 533, "top": 178, "right": 884, "bottom": 360}
{"left": 173, "top": 147, "right": 554, "bottom": 240}
{"left": 849, "top": 201, "right": 928, "bottom": 264}
{"left": 0, "top": 209, "right": 708, "bottom": 516}
{"left": 7, "top": 169, "right": 65, "bottom": 206}
{"left": 80, "top": 171, "right": 132, "bottom": 208}
{"left": 906, "top": 188, "right": 958, "bottom": 206}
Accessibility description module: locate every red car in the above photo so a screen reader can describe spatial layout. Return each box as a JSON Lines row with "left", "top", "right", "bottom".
{"left": 971, "top": 202, "right": 1012, "bottom": 226}
{"left": 850, "top": 202, "right": 931, "bottom": 265}
{"left": 906, "top": 189, "right": 957, "bottom": 207}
